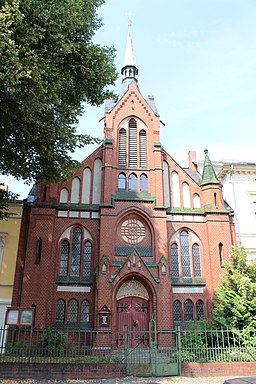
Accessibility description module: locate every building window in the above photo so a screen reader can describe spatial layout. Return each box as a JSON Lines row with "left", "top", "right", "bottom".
{"left": 181, "top": 231, "right": 191, "bottom": 278}
{"left": 219, "top": 242, "right": 223, "bottom": 267}
{"left": 128, "top": 173, "right": 137, "bottom": 190}
{"left": 81, "top": 300, "right": 90, "bottom": 323}
{"left": 196, "top": 300, "right": 204, "bottom": 320}
{"left": 140, "top": 174, "right": 148, "bottom": 191}
{"left": 59, "top": 227, "right": 92, "bottom": 281}
{"left": 121, "top": 219, "right": 145, "bottom": 244}
{"left": 56, "top": 299, "right": 65, "bottom": 322}
{"left": 171, "top": 243, "right": 179, "bottom": 280}
{"left": 118, "top": 118, "right": 147, "bottom": 169}
{"left": 60, "top": 188, "right": 69, "bottom": 203}
{"left": 192, "top": 244, "right": 201, "bottom": 278}
{"left": 83, "top": 242, "right": 92, "bottom": 280}
{"left": 68, "top": 299, "right": 78, "bottom": 323}
{"left": 71, "top": 177, "right": 80, "bottom": 204}
{"left": 35, "top": 238, "right": 42, "bottom": 264}
{"left": 118, "top": 173, "right": 126, "bottom": 190}
{"left": 139, "top": 130, "right": 147, "bottom": 168}
{"left": 173, "top": 300, "right": 182, "bottom": 326}
{"left": 184, "top": 299, "right": 194, "bottom": 324}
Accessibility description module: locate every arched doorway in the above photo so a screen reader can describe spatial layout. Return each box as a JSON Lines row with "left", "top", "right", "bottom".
{"left": 116, "top": 279, "right": 150, "bottom": 348}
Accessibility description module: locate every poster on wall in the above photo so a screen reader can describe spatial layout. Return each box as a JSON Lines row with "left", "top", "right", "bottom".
{"left": 5, "top": 307, "right": 34, "bottom": 326}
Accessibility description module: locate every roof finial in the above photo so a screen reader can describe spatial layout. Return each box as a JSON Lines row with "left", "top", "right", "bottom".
{"left": 124, "top": 11, "right": 136, "bottom": 67}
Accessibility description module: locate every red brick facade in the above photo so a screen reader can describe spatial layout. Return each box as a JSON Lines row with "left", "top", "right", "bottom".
{"left": 12, "top": 58, "right": 235, "bottom": 333}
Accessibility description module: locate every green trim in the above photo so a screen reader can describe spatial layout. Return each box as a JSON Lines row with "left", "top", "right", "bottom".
{"left": 154, "top": 142, "right": 162, "bottom": 148}
{"left": 104, "top": 139, "right": 113, "bottom": 145}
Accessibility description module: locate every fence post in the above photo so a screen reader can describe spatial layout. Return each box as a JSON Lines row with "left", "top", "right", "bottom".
{"left": 177, "top": 326, "right": 182, "bottom": 376}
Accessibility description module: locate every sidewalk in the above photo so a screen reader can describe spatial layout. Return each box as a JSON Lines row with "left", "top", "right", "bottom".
{"left": 0, "top": 376, "right": 233, "bottom": 384}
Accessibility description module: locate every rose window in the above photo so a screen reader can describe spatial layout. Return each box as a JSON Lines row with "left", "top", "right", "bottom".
{"left": 121, "top": 219, "right": 145, "bottom": 244}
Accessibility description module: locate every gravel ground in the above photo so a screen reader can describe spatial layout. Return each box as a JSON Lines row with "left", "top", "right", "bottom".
{"left": 0, "top": 376, "right": 233, "bottom": 384}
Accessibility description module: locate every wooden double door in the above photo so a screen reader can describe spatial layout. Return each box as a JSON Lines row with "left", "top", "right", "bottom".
{"left": 117, "top": 296, "right": 149, "bottom": 348}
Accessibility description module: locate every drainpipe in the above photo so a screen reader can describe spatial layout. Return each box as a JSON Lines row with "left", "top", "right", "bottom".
{"left": 230, "top": 165, "right": 241, "bottom": 244}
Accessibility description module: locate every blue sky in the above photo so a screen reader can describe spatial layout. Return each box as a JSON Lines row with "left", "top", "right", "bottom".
{"left": 3, "top": 0, "right": 256, "bottom": 198}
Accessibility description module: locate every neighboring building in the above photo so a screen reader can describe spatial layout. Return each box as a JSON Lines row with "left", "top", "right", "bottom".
{"left": 192, "top": 154, "right": 256, "bottom": 262}
{"left": 12, "top": 22, "right": 235, "bottom": 337}
{"left": 0, "top": 196, "right": 23, "bottom": 329}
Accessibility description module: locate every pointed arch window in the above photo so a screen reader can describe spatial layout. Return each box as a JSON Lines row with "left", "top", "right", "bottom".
{"left": 192, "top": 244, "right": 201, "bottom": 278}
{"left": 118, "top": 128, "right": 127, "bottom": 168}
{"left": 173, "top": 300, "right": 182, "bottom": 326}
{"left": 139, "top": 130, "right": 147, "bottom": 168}
{"left": 180, "top": 231, "right": 191, "bottom": 278}
{"left": 128, "top": 118, "right": 137, "bottom": 168}
{"left": 60, "top": 188, "right": 69, "bottom": 204}
{"left": 118, "top": 173, "right": 126, "bottom": 190}
{"left": 140, "top": 174, "right": 148, "bottom": 191}
{"left": 56, "top": 299, "right": 65, "bottom": 322}
{"left": 68, "top": 299, "right": 78, "bottom": 323}
{"left": 184, "top": 299, "right": 194, "bottom": 324}
{"left": 128, "top": 173, "right": 137, "bottom": 190}
{"left": 196, "top": 300, "right": 204, "bottom": 320}
{"left": 81, "top": 300, "right": 90, "bottom": 323}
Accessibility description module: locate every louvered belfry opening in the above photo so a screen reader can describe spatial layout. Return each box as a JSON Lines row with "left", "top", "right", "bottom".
{"left": 139, "top": 129, "right": 147, "bottom": 168}
{"left": 118, "top": 128, "right": 127, "bottom": 168}
{"left": 128, "top": 118, "right": 138, "bottom": 168}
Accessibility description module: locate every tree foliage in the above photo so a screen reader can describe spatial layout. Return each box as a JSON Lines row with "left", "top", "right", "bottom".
{"left": 0, "top": 184, "right": 18, "bottom": 219}
{"left": 212, "top": 244, "right": 256, "bottom": 329}
{"left": 0, "top": 0, "right": 117, "bottom": 186}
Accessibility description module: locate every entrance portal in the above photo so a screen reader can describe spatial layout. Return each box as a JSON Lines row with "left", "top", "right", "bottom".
{"left": 117, "top": 296, "right": 149, "bottom": 348}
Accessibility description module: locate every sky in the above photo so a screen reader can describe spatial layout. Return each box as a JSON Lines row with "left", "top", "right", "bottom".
{"left": 3, "top": 0, "right": 256, "bottom": 199}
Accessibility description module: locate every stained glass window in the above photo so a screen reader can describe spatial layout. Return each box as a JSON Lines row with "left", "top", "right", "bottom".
{"left": 59, "top": 240, "right": 69, "bottom": 276}
{"left": 68, "top": 299, "right": 78, "bottom": 323}
{"left": 180, "top": 231, "right": 191, "bottom": 278}
{"left": 196, "top": 300, "right": 204, "bottom": 320}
{"left": 192, "top": 244, "right": 201, "bottom": 278}
{"left": 173, "top": 300, "right": 182, "bottom": 326}
{"left": 81, "top": 300, "right": 90, "bottom": 323}
{"left": 184, "top": 300, "right": 194, "bottom": 323}
{"left": 56, "top": 299, "right": 65, "bottom": 322}
{"left": 83, "top": 241, "right": 91, "bottom": 280}
{"left": 171, "top": 243, "right": 179, "bottom": 280}
{"left": 70, "top": 228, "right": 82, "bottom": 277}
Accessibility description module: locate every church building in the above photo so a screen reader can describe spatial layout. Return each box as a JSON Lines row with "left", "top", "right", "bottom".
{"left": 12, "top": 21, "right": 236, "bottom": 338}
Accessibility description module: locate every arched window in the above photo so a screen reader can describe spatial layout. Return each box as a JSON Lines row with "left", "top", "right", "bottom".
{"left": 180, "top": 231, "right": 191, "bottom": 278}
{"left": 35, "top": 238, "right": 42, "bottom": 264}
{"left": 140, "top": 174, "right": 148, "bottom": 191}
{"left": 139, "top": 130, "right": 147, "bottom": 168}
{"left": 83, "top": 241, "right": 92, "bottom": 280}
{"left": 59, "top": 240, "right": 69, "bottom": 276}
{"left": 118, "top": 128, "right": 127, "bottom": 168}
{"left": 171, "top": 243, "right": 179, "bottom": 280}
{"left": 182, "top": 182, "right": 190, "bottom": 208}
{"left": 118, "top": 173, "right": 126, "bottom": 190}
{"left": 219, "top": 242, "right": 223, "bottom": 267}
{"left": 56, "top": 299, "right": 65, "bottom": 322}
{"left": 81, "top": 300, "right": 90, "bottom": 323}
{"left": 71, "top": 177, "right": 80, "bottom": 204}
{"left": 196, "top": 300, "right": 204, "bottom": 320}
{"left": 82, "top": 168, "right": 92, "bottom": 204}
{"left": 92, "top": 158, "right": 102, "bottom": 204}
{"left": 192, "top": 244, "right": 201, "bottom": 278}
{"left": 173, "top": 300, "right": 182, "bottom": 326}
{"left": 193, "top": 193, "right": 201, "bottom": 209}
{"left": 68, "top": 299, "right": 78, "bottom": 323}
{"left": 163, "top": 161, "right": 171, "bottom": 207}
{"left": 128, "top": 118, "right": 137, "bottom": 168}
{"left": 184, "top": 300, "right": 194, "bottom": 324}
{"left": 70, "top": 228, "right": 82, "bottom": 277}
{"left": 128, "top": 173, "right": 137, "bottom": 190}
{"left": 60, "top": 188, "right": 69, "bottom": 203}
{"left": 171, "top": 172, "right": 180, "bottom": 207}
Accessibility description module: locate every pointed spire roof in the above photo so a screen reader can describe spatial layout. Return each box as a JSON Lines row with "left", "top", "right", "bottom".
{"left": 121, "top": 12, "right": 138, "bottom": 82}
{"left": 200, "top": 149, "right": 221, "bottom": 186}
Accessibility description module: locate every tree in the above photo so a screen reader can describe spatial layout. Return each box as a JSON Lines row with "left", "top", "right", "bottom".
{"left": 0, "top": 0, "right": 117, "bottom": 186}
{"left": 0, "top": 184, "right": 18, "bottom": 219}
{"left": 212, "top": 244, "right": 256, "bottom": 329}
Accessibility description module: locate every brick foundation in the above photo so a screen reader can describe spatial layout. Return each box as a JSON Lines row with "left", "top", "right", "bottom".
{"left": 182, "top": 362, "right": 256, "bottom": 377}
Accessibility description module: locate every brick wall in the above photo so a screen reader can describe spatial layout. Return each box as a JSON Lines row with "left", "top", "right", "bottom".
{"left": 182, "top": 362, "right": 256, "bottom": 377}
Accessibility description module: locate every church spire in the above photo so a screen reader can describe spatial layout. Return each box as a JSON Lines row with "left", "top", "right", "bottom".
{"left": 121, "top": 13, "right": 138, "bottom": 82}
{"left": 200, "top": 149, "right": 221, "bottom": 186}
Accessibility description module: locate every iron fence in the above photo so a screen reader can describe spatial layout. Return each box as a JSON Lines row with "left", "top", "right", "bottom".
{"left": 0, "top": 325, "right": 255, "bottom": 364}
